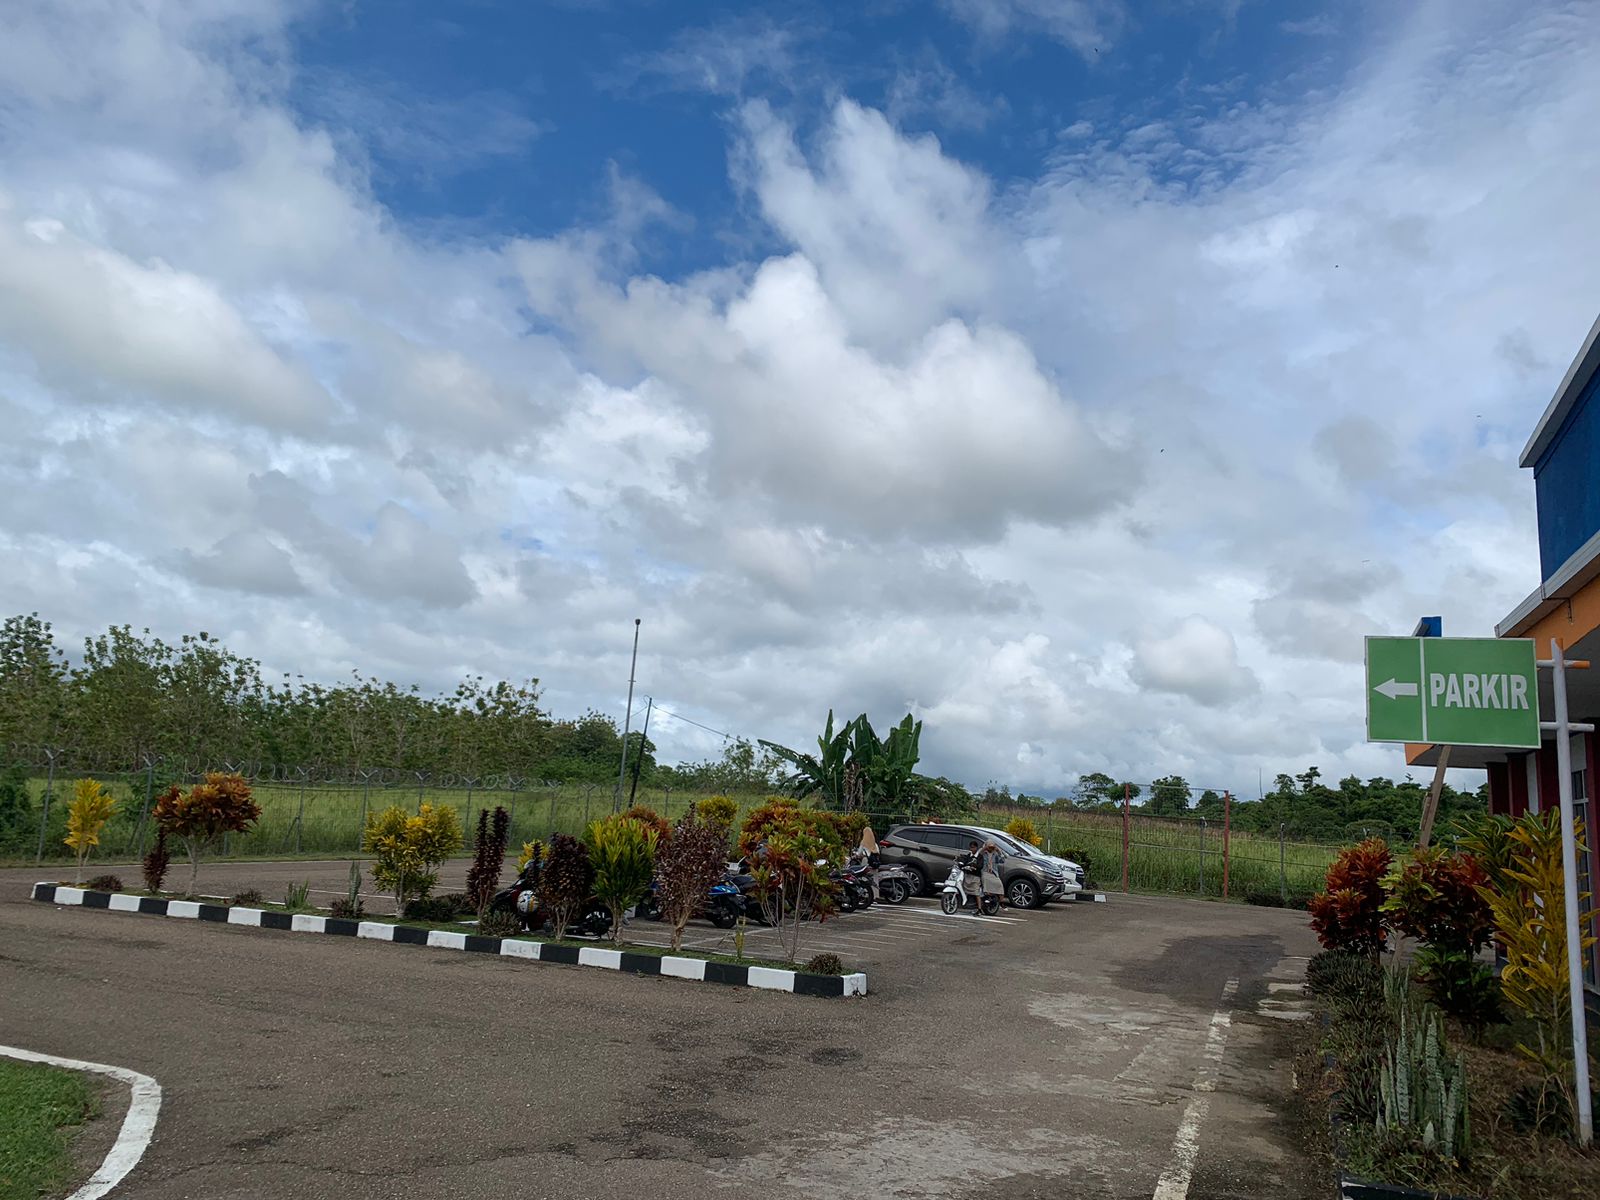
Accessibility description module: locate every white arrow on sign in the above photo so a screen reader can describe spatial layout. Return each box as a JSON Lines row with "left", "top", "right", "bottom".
{"left": 1373, "top": 678, "right": 1419, "bottom": 700}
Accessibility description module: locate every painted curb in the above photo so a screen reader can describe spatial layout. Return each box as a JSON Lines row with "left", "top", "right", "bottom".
{"left": 32, "top": 884, "right": 868, "bottom": 998}
{"left": 0, "top": 1045, "right": 161, "bottom": 1200}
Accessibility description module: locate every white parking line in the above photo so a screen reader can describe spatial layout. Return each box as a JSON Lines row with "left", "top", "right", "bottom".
{"left": 878, "top": 907, "right": 1025, "bottom": 925}
{"left": 0, "top": 1045, "right": 162, "bottom": 1200}
{"left": 1151, "top": 978, "right": 1238, "bottom": 1200}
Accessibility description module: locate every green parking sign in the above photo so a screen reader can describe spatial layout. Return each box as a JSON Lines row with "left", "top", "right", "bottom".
{"left": 1365, "top": 636, "right": 1540, "bottom": 748}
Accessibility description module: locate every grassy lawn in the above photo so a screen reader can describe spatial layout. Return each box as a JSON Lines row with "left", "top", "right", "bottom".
{"left": 0, "top": 1058, "right": 100, "bottom": 1200}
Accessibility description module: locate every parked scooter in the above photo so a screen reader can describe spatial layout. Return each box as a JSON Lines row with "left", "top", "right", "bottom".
{"left": 872, "top": 860, "right": 916, "bottom": 905}
{"left": 940, "top": 856, "right": 1000, "bottom": 916}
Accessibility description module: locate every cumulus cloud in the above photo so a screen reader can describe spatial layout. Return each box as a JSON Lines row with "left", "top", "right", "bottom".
{"left": 1131, "top": 618, "right": 1260, "bottom": 706}
{"left": 0, "top": 0, "right": 1596, "bottom": 797}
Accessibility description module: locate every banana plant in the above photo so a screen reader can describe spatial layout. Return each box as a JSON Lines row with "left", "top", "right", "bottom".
{"left": 760, "top": 709, "right": 854, "bottom": 806}
{"left": 764, "top": 710, "right": 925, "bottom": 812}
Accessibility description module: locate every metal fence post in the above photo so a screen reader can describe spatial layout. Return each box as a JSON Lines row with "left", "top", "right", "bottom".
{"left": 1222, "top": 792, "right": 1231, "bottom": 900}
{"left": 34, "top": 750, "right": 58, "bottom": 864}
{"left": 135, "top": 756, "right": 155, "bottom": 857}
{"left": 1279, "top": 822, "right": 1287, "bottom": 903}
{"left": 295, "top": 771, "right": 307, "bottom": 855}
{"left": 1198, "top": 817, "right": 1207, "bottom": 896}
{"left": 1121, "top": 783, "right": 1130, "bottom": 892}
{"left": 356, "top": 772, "right": 371, "bottom": 853}
{"left": 1046, "top": 804, "right": 1054, "bottom": 854}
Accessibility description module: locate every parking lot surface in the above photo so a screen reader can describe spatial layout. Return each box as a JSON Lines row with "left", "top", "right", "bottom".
{"left": 1, "top": 860, "right": 1323, "bottom": 1199}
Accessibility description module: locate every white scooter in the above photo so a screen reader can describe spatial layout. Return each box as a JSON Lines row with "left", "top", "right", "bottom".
{"left": 940, "top": 858, "right": 1001, "bottom": 916}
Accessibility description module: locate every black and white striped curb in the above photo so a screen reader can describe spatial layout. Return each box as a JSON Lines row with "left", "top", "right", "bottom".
{"left": 32, "top": 884, "right": 868, "bottom": 999}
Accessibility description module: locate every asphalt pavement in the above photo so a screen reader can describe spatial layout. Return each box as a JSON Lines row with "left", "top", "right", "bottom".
{"left": 1, "top": 859, "right": 1324, "bottom": 1200}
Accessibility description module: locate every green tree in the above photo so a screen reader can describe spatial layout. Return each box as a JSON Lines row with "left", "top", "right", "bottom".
{"left": 0, "top": 613, "right": 68, "bottom": 749}
{"left": 1148, "top": 776, "right": 1192, "bottom": 817}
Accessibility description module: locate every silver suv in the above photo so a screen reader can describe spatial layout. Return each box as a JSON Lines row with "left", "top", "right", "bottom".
{"left": 878, "top": 823, "right": 1073, "bottom": 909}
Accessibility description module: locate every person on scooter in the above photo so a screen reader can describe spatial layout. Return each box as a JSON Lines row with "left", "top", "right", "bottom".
{"left": 972, "top": 840, "right": 1005, "bottom": 909}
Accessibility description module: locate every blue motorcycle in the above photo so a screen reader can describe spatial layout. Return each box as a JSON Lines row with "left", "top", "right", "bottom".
{"left": 634, "top": 878, "right": 743, "bottom": 929}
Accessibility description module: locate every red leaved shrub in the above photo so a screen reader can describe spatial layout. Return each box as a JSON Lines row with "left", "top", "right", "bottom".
{"left": 1381, "top": 847, "right": 1493, "bottom": 954}
{"left": 1308, "top": 838, "right": 1393, "bottom": 956}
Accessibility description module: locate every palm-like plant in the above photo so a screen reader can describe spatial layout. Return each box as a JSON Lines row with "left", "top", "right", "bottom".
{"left": 760, "top": 709, "right": 853, "bottom": 806}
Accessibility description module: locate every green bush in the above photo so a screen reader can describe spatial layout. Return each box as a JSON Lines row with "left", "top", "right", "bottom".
{"left": 230, "top": 888, "right": 265, "bottom": 907}
{"left": 402, "top": 893, "right": 471, "bottom": 922}
{"left": 588, "top": 813, "right": 658, "bottom": 941}
{"left": 475, "top": 909, "right": 521, "bottom": 938}
{"left": 804, "top": 952, "right": 844, "bottom": 975}
{"left": 1306, "top": 948, "right": 1384, "bottom": 1008}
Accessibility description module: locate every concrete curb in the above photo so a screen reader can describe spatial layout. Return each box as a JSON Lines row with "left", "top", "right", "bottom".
{"left": 32, "top": 883, "right": 868, "bottom": 999}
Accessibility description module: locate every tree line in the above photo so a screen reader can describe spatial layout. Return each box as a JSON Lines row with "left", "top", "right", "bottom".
{"left": 0, "top": 613, "right": 773, "bottom": 789}
{"left": 986, "top": 767, "right": 1487, "bottom": 842}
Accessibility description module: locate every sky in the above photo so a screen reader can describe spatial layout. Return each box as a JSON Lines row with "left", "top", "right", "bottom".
{"left": 2, "top": 0, "right": 1598, "bottom": 798}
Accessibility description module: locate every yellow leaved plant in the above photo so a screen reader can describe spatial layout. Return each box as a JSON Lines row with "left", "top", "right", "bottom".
{"left": 1480, "top": 810, "right": 1597, "bottom": 1133}
{"left": 362, "top": 803, "right": 463, "bottom": 916}
{"left": 64, "top": 778, "right": 119, "bottom": 884}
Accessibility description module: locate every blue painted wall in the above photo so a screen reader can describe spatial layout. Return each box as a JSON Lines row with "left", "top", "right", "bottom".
{"left": 1534, "top": 371, "right": 1600, "bottom": 580}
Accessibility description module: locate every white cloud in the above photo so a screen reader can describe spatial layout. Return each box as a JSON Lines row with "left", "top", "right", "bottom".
{"left": 940, "top": 0, "right": 1125, "bottom": 59}
{"left": 1132, "top": 617, "right": 1260, "bottom": 706}
{"left": 1, "top": 0, "right": 1597, "bottom": 799}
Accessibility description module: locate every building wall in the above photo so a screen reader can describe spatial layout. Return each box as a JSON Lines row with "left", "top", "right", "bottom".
{"left": 1533, "top": 370, "right": 1600, "bottom": 579}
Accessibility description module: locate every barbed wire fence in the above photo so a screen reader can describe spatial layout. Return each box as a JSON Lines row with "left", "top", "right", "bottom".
{"left": 5, "top": 747, "right": 1370, "bottom": 906}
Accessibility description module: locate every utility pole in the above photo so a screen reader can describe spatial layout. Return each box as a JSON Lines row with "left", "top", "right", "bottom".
{"left": 615, "top": 619, "right": 641, "bottom": 812}
{"left": 628, "top": 697, "right": 653, "bottom": 808}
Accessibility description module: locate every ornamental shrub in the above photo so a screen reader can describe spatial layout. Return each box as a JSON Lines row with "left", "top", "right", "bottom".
{"left": 1307, "top": 837, "right": 1392, "bottom": 956}
{"left": 588, "top": 813, "right": 658, "bottom": 941}
{"left": 654, "top": 813, "right": 730, "bottom": 950}
{"left": 1381, "top": 846, "right": 1500, "bottom": 1026}
{"left": 84, "top": 874, "right": 124, "bottom": 893}
{"left": 1005, "top": 816, "right": 1043, "bottom": 847}
{"left": 694, "top": 794, "right": 738, "bottom": 830}
{"left": 804, "top": 952, "right": 845, "bottom": 976}
{"left": 464, "top": 806, "right": 511, "bottom": 917}
{"left": 540, "top": 834, "right": 593, "bottom": 940}
{"left": 362, "top": 803, "right": 463, "bottom": 916}
{"left": 153, "top": 773, "right": 262, "bottom": 893}
{"left": 64, "top": 778, "right": 118, "bottom": 883}
{"left": 142, "top": 828, "right": 171, "bottom": 893}
{"left": 620, "top": 804, "right": 672, "bottom": 846}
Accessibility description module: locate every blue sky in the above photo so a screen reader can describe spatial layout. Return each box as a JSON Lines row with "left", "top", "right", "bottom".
{"left": 290, "top": 1, "right": 1353, "bottom": 275}
{"left": 2, "top": 1, "right": 1598, "bottom": 795}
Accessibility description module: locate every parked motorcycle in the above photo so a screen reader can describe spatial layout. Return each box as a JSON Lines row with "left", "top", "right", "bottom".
{"left": 490, "top": 860, "right": 618, "bottom": 938}
{"left": 872, "top": 860, "right": 916, "bottom": 905}
{"left": 726, "top": 862, "right": 782, "bottom": 925}
{"left": 634, "top": 878, "right": 744, "bottom": 929}
{"left": 940, "top": 856, "right": 1000, "bottom": 916}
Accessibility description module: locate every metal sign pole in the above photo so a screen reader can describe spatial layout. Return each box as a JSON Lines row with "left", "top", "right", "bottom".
{"left": 1544, "top": 638, "right": 1594, "bottom": 1147}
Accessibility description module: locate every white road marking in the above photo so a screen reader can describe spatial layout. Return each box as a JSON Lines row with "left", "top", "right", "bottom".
{"left": 1151, "top": 978, "right": 1238, "bottom": 1200}
{"left": 0, "top": 1045, "right": 161, "bottom": 1200}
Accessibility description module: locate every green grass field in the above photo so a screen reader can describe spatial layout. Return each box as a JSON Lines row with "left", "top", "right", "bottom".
{"left": 6, "top": 773, "right": 1341, "bottom": 904}
{"left": 971, "top": 805, "right": 1338, "bottom": 903}
{"left": 0, "top": 1058, "right": 100, "bottom": 1200}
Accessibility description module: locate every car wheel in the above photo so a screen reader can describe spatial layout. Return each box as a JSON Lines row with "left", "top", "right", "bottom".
{"left": 1006, "top": 878, "right": 1040, "bottom": 909}
{"left": 903, "top": 866, "right": 928, "bottom": 898}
